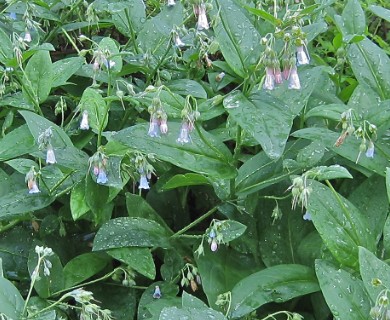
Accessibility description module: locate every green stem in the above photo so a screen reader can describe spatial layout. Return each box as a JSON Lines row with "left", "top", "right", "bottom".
{"left": 148, "top": 42, "right": 172, "bottom": 85}
{"left": 23, "top": 259, "right": 42, "bottom": 315}
{"left": 124, "top": 9, "right": 139, "bottom": 54}
{"left": 0, "top": 219, "right": 22, "bottom": 234}
{"left": 171, "top": 206, "right": 218, "bottom": 237}
{"left": 61, "top": 28, "right": 81, "bottom": 54}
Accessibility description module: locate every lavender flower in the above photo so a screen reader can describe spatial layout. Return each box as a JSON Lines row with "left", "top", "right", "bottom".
{"left": 153, "top": 286, "right": 162, "bottom": 299}
{"left": 28, "top": 181, "right": 40, "bottom": 194}
{"left": 296, "top": 46, "right": 310, "bottom": 66}
{"left": 24, "top": 30, "right": 32, "bottom": 42}
{"left": 160, "top": 118, "right": 168, "bottom": 134}
{"left": 177, "top": 122, "right": 190, "bottom": 144}
{"left": 80, "top": 110, "right": 89, "bottom": 130}
{"left": 96, "top": 168, "right": 108, "bottom": 184}
{"left": 46, "top": 145, "right": 57, "bottom": 164}
{"left": 9, "top": 12, "right": 17, "bottom": 20}
{"left": 274, "top": 68, "right": 283, "bottom": 84}
{"left": 288, "top": 67, "right": 301, "bottom": 90}
{"left": 366, "top": 141, "right": 374, "bottom": 158}
{"left": 173, "top": 34, "right": 185, "bottom": 47}
{"left": 139, "top": 174, "right": 150, "bottom": 190}
{"left": 303, "top": 211, "right": 312, "bottom": 221}
{"left": 210, "top": 239, "right": 218, "bottom": 252}
{"left": 148, "top": 116, "right": 160, "bottom": 137}
{"left": 263, "top": 67, "right": 275, "bottom": 90}
{"left": 197, "top": 3, "right": 209, "bottom": 30}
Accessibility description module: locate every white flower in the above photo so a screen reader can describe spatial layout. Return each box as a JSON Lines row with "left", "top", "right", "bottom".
{"left": 263, "top": 67, "right": 275, "bottom": 90}
{"left": 173, "top": 34, "right": 185, "bottom": 47}
{"left": 148, "top": 116, "right": 160, "bottom": 137}
{"left": 160, "top": 119, "right": 168, "bottom": 134}
{"left": 46, "top": 145, "right": 57, "bottom": 164}
{"left": 288, "top": 67, "right": 301, "bottom": 90}
{"left": 366, "top": 141, "right": 374, "bottom": 158}
{"left": 139, "top": 174, "right": 150, "bottom": 190}
{"left": 296, "top": 45, "right": 310, "bottom": 66}
{"left": 177, "top": 122, "right": 190, "bottom": 144}
{"left": 80, "top": 110, "right": 89, "bottom": 130}
{"left": 28, "top": 180, "right": 40, "bottom": 194}
{"left": 167, "top": 0, "right": 175, "bottom": 6}
{"left": 197, "top": 3, "right": 209, "bottom": 30}
{"left": 24, "top": 30, "right": 32, "bottom": 42}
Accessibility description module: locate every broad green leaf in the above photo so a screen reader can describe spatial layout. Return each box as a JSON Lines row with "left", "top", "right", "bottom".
{"left": 0, "top": 277, "right": 24, "bottom": 319}
{"left": 211, "top": 0, "right": 261, "bottom": 78}
{"left": 5, "top": 158, "right": 38, "bottom": 174}
{"left": 161, "top": 173, "right": 210, "bottom": 190}
{"left": 93, "top": 217, "right": 170, "bottom": 251}
{"left": 369, "top": 5, "right": 390, "bottom": 23}
{"left": 296, "top": 141, "right": 326, "bottom": 168}
{"left": 166, "top": 79, "right": 207, "bottom": 99}
{"left": 305, "top": 103, "right": 347, "bottom": 121}
{"left": 0, "top": 92, "right": 34, "bottom": 111}
{"left": 217, "top": 220, "right": 246, "bottom": 243}
{"left": 52, "top": 57, "right": 84, "bottom": 87}
{"left": 196, "top": 247, "right": 258, "bottom": 310}
{"left": 137, "top": 3, "right": 183, "bottom": 58}
{"left": 309, "top": 165, "right": 353, "bottom": 181}
{"left": 347, "top": 38, "right": 390, "bottom": 100}
{"left": 70, "top": 181, "right": 90, "bottom": 220}
{"left": 297, "top": 231, "right": 324, "bottom": 267}
{"left": 63, "top": 253, "right": 109, "bottom": 287}
{"left": 108, "top": 122, "right": 235, "bottom": 179}
{"left": 292, "top": 128, "right": 388, "bottom": 176}
{"left": 78, "top": 88, "right": 109, "bottom": 132}
{"left": 99, "top": 37, "right": 122, "bottom": 73}
{"left": 108, "top": 247, "right": 156, "bottom": 279}
{"left": 112, "top": 0, "right": 146, "bottom": 35}
{"left": 230, "top": 264, "right": 319, "bottom": 318}
{"left": 159, "top": 306, "right": 227, "bottom": 320}
{"left": 126, "top": 193, "right": 171, "bottom": 232}
{"left": 307, "top": 180, "right": 375, "bottom": 269}
{"left": 23, "top": 50, "right": 53, "bottom": 104}
{"left": 387, "top": 167, "right": 390, "bottom": 203}
{"left": 181, "top": 291, "right": 208, "bottom": 309}
{"left": 20, "top": 111, "right": 73, "bottom": 148}
{"left": 85, "top": 174, "right": 109, "bottom": 222}
{"left": 359, "top": 247, "right": 390, "bottom": 303}
{"left": 315, "top": 260, "right": 370, "bottom": 320}
{"left": 138, "top": 282, "right": 180, "bottom": 320}
{"left": 0, "top": 28, "right": 13, "bottom": 65}
{"left": 0, "top": 190, "right": 54, "bottom": 221}
{"left": 349, "top": 175, "right": 388, "bottom": 243}
{"left": 0, "top": 125, "right": 35, "bottom": 161}
{"left": 342, "top": 0, "right": 365, "bottom": 35}
{"left": 28, "top": 246, "right": 64, "bottom": 298}
{"left": 224, "top": 91, "right": 291, "bottom": 159}
{"left": 303, "top": 21, "right": 328, "bottom": 42}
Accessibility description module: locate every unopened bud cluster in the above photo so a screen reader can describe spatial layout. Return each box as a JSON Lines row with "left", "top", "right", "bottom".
{"left": 180, "top": 263, "right": 202, "bottom": 292}
{"left": 370, "top": 288, "right": 390, "bottom": 320}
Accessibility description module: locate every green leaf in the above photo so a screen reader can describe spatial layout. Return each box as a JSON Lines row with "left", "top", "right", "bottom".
{"left": 309, "top": 165, "right": 353, "bottom": 181}
{"left": 20, "top": 110, "right": 73, "bottom": 148}
{"left": 224, "top": 91, "right": 291, "bottom": 159}
{"left": 93, "top": 217, "right": 170, "bottom": 251}
{"left": 5, "top": 158, "right": 38, "bottom": 174}
{"left": 99, "top": 37, "right": 122, "bottom": 73}
{"left": 368, "top": 5, "right": 390, "bottom": 23}
{"left": 0, "top": 277, "right": 24, "bottom": 318}
{"left": 23, "top": 50, "right": 53, "bottom": 104}
{"left": 138, "top": 282, "right": 181, "bottom": 320}
{"left": 0, "top": 125, "right": 35, "bottom": 161}
{"left": 305, "top": 103, "right": 347, "bottom": 121}
{"left": 181, "top": 291, "right": 208, "bottom": 309}
{"left": 315, "top": 260, "right": 370, "bottom": 320}
{"left": 161, "top": 173, "right": 210, "bottom": 190}
{"left": 307, "top": 180, "right": 376, "bottom": 269}
{"left": 347, "top": 38, "right": 390, "bottom": 100}
{"left": 28, "top": 246, "right": 64, "bottom": 298}
{"left": 217, "top": 220, "right": 246, "bottom": 243}
{"left": 359, "top": 247, "right": 390, "bottom": 303}
{"left": 70, "top": 181, "right": 90, "bottom": 220}
{"left": 159, "top": 306, "right": 227, "bottom": 320}
{"left": 79, "top": 87, "right": 109, "bottom": 132}
{"left": 112, "top": 0, "right": 146, "bottom": 35}
{"left": 244, "top": 6, "right": 281, "bottom": 26}
{"left": 52, "top": 57, "right": 84, "bottom": 87}
{"left": 0, "top": 92, "right": 34, "bottom": 111}
{"left": 125, "top": 193, "right": 172, "bottom": 232}
{"left": 63, "top": 253, "right": 109, "bottom": 287}
{"left": 0, "top": 190, "right": 54, "bottom": 221}
{"left": 137, "top": 3, "right": 183, "bottom": 58}
{"left": 230, "top": 264, "right": 319, "bottom": 318}
{"left": 85, "top": 174, "right": 109, "bottom": 222}
{"left": 166, "top": 79, "right": 207, "bottom": 99}
{"left": 211, "top": 0, "right": 261, "bottom": 78}
{"left": 109, "top": 123, "right": 235, "bottom": 179}
{"left": 349, "top": 175, "right": 388, "bottom": 243}
{"left": 386, "top": 167, "right": 390, "bottom": 203}
{"left": 195, "top": 247, "right": 258, "bottom": 309}
{"left": 342, "top": 0, "right": 365, "bottom": 35}
{"left": 108, "top": 247, "right": 156, "bottom": 279}
{"left": 0, "top": 28, "right": 14, "bottom": 65}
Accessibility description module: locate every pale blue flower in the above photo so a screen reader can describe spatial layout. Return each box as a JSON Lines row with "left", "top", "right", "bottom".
{"left": 153, "top": 286, "right": 161, "bottom": 299}
{"left": 366, "top": 141, "right": 374, "bottom": 158}
{"left": 139, "top": 174, "right": 150, "bottom": 189}
{"left": 97, "top": 169, "right": 108, "bottom": 184}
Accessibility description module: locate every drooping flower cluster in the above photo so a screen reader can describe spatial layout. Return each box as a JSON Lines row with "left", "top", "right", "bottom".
{"left": 180, "top": 263, "right": 202, "bottom": 292}
{"left": 370, "top": 286, "right": 390, "bottom": 320}
{"left": 32, "top": 246, "right": 54, "bottom": 279}
{"left": 194, "top": 2, "right": 209, "bottom": 31}
{"left": 133, "top": 152, "right": 155, "bottom": 190}
{"left": 148, "top": 96, "right": 168, "bottom": 137}
{"left": 89, "top": 148, "right": 109, "bottom": 184}
{"left": 195, "top": 220, "right": 230, "bottom": 255}
{"left": 177, "top": 95, "right": 200, "bottom": 144}
{"left": 25, "top": 166, "right": 40, "bottom": 194}
{"left": 288, "top": 176, "right": 312, "bottom": 211}
{"left": 38, "top": 127, "right": 57, "bottom": 165}
{"left": 334, "top": 109, "right": 377, "bottom": 162}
